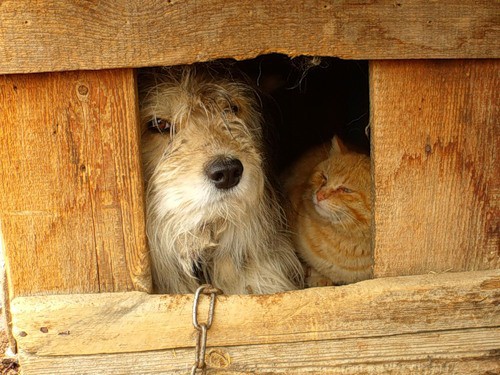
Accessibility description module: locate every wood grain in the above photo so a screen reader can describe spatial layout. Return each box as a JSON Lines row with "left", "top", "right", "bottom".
{"left": 370, "top": 59, "right": 500, "bottom": 277}
{"left": 11, "top": 269, "right": 500, "bottom": 356}
{"left": 0, "top": 69, "right": 152, "bottom": 297}
{"left": 0, "top": 1, "right": 498, "bottom": 74}
{"left": 18, "top": 328, "right": 500, "bottom": 374}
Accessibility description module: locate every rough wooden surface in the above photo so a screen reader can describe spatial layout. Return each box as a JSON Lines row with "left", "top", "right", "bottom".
{"left": 0, "top": 1, "right": 498, "bottom": 74}
{"left": 18, "top": 327, "right": 500, "bottom": 374}
{"left": 11, "top": 270, "right": 500, "bottom": 357}
{"left": 0, "top": 69, "right": 151, "bottom": 297}
{"left": 370, "top": 59, "right": 500, "bottom": 277}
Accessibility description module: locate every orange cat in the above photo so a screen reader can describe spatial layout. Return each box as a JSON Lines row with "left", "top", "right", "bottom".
{"left": 283, "top": 136, "right": 372, "bottom": 286}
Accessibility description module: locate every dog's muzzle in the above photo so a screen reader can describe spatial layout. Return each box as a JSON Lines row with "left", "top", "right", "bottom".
{"left": 204, "top": 156, "right": 244, "bottom": 190}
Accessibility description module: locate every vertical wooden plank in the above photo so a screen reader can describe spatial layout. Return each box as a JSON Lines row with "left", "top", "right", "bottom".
{"left": 370, "top": 60, "right": 499, "bottom": 277}
{"left": 0, "top": 69, "right": 151, "bottom": 297}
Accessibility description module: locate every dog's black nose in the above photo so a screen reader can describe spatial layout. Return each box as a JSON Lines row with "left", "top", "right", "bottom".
{"left": 205, "top": 157, "right": 244, "bottom": 190}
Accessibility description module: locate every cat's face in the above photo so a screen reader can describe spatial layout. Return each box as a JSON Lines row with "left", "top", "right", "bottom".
{"left": 307, "top": 139, "right": 371, "bottom": 226}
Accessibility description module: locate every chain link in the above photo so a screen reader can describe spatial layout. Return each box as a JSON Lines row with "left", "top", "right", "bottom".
{"left": 191, "top": 284, "right": 223, "bottom": 375}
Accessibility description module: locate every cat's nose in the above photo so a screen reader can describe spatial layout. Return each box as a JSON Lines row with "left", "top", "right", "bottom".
{"left": 316, "top": 190, "right": 326, "bottom": 202}
{"left": 204, "top": 157, "right": 244, "bottom": 189}
{"left": 316, "top": 189, "right": 330, "bottom": 202}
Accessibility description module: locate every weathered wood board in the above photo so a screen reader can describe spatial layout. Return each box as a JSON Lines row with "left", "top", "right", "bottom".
{"left": 12, "top": 270, "right": 500, "bottom": 374}
{"left": 371, "top": 59, "right": 500, "bottom": 277}
{"left": 0, "top": 1, "right": 498, "bottom": 75}
{"left": 0, "top": 69, "right": 151, "bottom": 297}
{"left": 18, "top": 328, "right": 500, "bottom": 374}
{"left": 12, "top": 270, "right": 500, "bottom": 355}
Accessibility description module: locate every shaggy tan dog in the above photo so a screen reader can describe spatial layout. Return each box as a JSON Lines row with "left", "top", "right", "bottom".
{"left": 139, "top": 65, "right": 303, "bottom": 294}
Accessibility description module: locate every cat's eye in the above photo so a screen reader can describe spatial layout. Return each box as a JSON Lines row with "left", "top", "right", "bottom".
{"left": 148, "top": 118, "right": 171, "bottom": 133}
{"left": 339, "top": 186, "right": 353, "bottom": 193}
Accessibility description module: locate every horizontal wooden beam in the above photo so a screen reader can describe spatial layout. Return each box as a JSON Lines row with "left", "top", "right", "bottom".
{"left": 18, "top": 327, "right": 500, "bottom": 374}
{"left": 0, "top": 1, "right": 498, "bottom": 74}
{"left": 11, "top": 269, "right": 500, "bottom": 358}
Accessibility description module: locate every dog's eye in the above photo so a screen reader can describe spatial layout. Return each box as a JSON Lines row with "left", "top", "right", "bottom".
{"left": 148, "top": 118, "right": 171, "bottom": 133}
{"left": 223, "top": 104, "right": 239, "bottom": 115}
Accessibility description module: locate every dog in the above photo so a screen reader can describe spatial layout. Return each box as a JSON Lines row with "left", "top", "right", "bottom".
{"left": 139, "top": 64, "right": 304, "bottom": 294}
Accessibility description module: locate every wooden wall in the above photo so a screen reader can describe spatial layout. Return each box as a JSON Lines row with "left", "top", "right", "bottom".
{"left": 0, "top": 70, "right": 151, "bottom": 297}
{"left": 371, "top": 60, "right": 499, "bottom": 277}
{"left": 2, "top": 58, "right": 497, "bottom": 374}
{"left": 0, "top": 1, "right": 498, "bottom": 374}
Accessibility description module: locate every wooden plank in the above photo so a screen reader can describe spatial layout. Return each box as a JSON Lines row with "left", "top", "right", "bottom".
{"left": 0, "top": 1, "right": 498, "bottom": 74}
{"left": 11, "top": 269, "right": 500, "bottom": 356}
{"left": 0, "top": 70, "right": 152, "bottom": 297}
{"left": 18, "top": 328, "right": 500, "bottom": 374}
{"left": 370, "top": 59, "right": 500, "bottom": 277}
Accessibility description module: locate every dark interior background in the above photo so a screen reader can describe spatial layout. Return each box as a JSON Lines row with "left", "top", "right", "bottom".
{"left": 237, "top": 54, "right": 370, "bottom": 172}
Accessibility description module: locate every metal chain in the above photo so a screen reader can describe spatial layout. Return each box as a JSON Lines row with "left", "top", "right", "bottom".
{"left": 191, "top": 284, "right": 223, "bottom": 375}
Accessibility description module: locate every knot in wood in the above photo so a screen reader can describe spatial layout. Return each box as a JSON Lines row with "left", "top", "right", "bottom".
{"left": 206, "top": 349, "right": 231, "bottom": 369}
{"left": 77, "top": 85, "right": 89, "bottom": 96}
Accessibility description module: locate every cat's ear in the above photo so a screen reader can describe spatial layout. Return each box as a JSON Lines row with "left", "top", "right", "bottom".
{"left": 330, "top": 136, "right": 348, "bottom": 155}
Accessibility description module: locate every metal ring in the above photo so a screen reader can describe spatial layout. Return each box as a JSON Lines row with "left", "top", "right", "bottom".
{"left": 191, "top": 284, "right": 223, "bottom": 374}
{"left": 192, "top": 284, "right": 222, "bottom": 330}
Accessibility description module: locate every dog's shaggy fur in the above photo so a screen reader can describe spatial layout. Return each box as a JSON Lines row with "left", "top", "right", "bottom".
{"left": 139, "top": 64, "right": 304, "bottom": 294}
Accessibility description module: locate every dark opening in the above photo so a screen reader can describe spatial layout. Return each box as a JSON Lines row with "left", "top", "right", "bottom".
{"left": 237, "top": 54, "right": 370, "bottom": 172}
